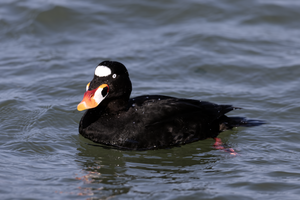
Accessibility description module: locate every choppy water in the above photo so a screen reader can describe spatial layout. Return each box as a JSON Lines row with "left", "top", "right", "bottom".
{"left": 1, "top": 0, "right": 300, "bottom": 199}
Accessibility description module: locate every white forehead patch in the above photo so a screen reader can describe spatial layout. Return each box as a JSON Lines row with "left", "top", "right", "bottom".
{"left": 95, "top": 65, "right": 112, "bottom": 77}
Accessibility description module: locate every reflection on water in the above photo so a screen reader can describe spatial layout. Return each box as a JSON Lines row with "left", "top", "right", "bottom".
{"left": 75, "top": 136, "right": 223, "bottom": 198}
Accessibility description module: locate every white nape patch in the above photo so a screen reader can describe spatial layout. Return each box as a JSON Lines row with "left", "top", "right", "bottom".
{"left": 95, "top": 65, "right": 112, "bottom": 77}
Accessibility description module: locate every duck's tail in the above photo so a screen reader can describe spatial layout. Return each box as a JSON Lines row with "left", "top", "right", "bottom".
{"left": 219, "top": 116, "right": 265, "bottom": 131}
{"left": 228, "top": 117, "right": 265, "bottom": 127}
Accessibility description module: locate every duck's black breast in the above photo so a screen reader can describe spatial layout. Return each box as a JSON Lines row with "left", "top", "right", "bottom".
{"left": 79, "top": 95, "right": 236, "bottom": 150}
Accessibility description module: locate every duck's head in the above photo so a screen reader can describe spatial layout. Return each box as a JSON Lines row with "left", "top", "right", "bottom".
{"left": 77, "top": 61, "right": 132, "bottom": 111}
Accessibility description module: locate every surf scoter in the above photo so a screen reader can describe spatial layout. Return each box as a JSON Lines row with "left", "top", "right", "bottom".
{"left": 77, "top": 61, "right": 263, "bottom": 151}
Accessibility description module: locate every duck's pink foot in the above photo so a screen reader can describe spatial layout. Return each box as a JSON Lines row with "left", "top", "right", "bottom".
{"left": 213, "top": 138, "right": 239, "bottom": 156}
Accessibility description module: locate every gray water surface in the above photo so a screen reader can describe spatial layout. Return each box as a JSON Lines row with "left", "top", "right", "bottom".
{"left": 1, "top": 0, "right": 300, "bottom": 199}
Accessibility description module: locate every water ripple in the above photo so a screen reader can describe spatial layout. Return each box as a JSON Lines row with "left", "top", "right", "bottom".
{"left": 1, "top": 0, "right": 300, "bottom": 199}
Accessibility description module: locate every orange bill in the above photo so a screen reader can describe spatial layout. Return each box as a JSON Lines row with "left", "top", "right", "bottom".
{"left": 77, "top": 84, "right": 109, "bottom": 111}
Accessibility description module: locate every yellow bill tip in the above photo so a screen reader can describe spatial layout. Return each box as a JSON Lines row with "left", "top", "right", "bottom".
{"left": 77, "top": 101, "right": 88, "bottom": 111}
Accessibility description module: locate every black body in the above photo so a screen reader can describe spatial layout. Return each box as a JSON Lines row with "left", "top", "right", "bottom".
{"left": 79, "top": 61, "right": 261, "bottom": 150}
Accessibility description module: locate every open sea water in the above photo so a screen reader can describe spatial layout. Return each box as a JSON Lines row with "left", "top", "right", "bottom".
{"left": 1, "top": 0, "right": 300, "bottom": 199}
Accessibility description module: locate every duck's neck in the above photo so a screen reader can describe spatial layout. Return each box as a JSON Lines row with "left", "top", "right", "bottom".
{"left": 79, "top": 97, "right": 129, "bottom": 131}
{"left": 104, "top": 98, "right": 129, "bottom": 113}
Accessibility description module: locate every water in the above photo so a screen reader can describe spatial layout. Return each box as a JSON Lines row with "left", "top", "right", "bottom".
{"left": 1, "top": 0, "right": 300, "bottom": 199}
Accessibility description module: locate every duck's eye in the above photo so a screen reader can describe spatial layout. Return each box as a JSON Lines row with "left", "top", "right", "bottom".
{"left": 86, "top": 82, "right": 90, "bottom": 91}
{"left": 112, "top": 74, "right": 116, "bottom": 78}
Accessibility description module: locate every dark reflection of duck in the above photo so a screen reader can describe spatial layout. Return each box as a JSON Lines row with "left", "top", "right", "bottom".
{"left": 77, "top": 61, "right": 263, "bottom": 151}
{"left": 75, "top": 137, "right": 219, "bottom": 197}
